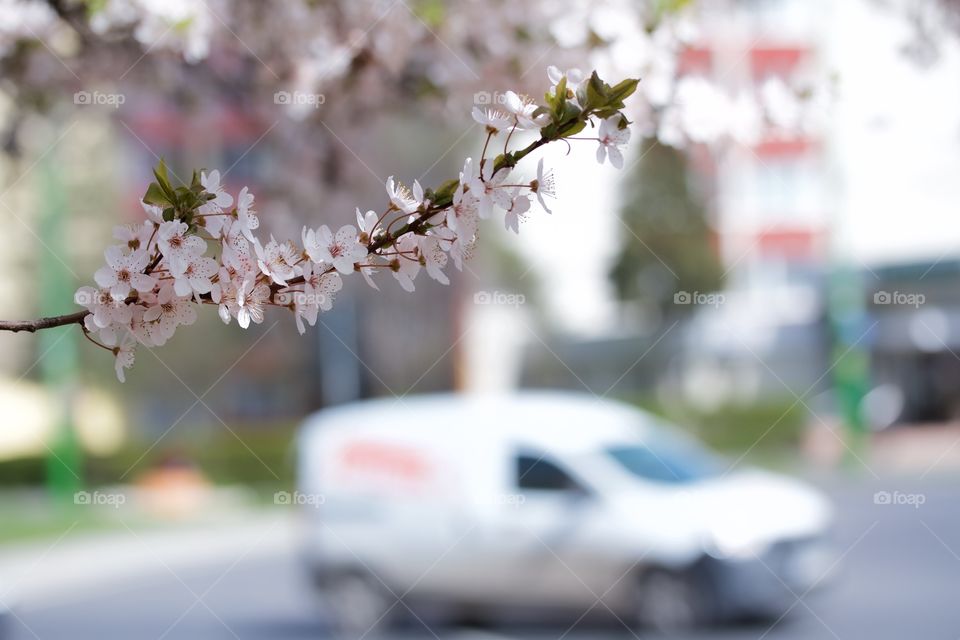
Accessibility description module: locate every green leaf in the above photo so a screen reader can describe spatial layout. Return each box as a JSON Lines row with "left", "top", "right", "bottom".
{"left": 153, "top": 158, "right": 169, "bottom": 184}
{"left": 143, "top": 182, "right": 171, "bottom": 207}
{"left": 492, "top": 152, "right": 517, "bottom": 172}
{"left": 430, "top": 178, "right": 461, "bottom": 207}
{"left": 550, "top": 77, "right": 567, "bottom": 119}
{"left": 559, "top": 101, "right": 582, "bottom": 124}
{"left": 588, "top": 71, "right": 609, "bottom": 103}
{"left": 608, "top": 78, "right": 640, "bottom": 105}
{"left": 539, "top": 123, "right": 559, "bottom": 139}
{"left": 190, "top": 169, "right": 206, "bottom": 193}
{"left": 560, "top": 120, "right": 587, "bottom": 138}
{"left": 152, "top": 160, "right": 175, "bottom": 200}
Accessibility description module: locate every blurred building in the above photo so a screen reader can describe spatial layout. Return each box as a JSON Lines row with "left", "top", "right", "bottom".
{"left": 680, "top": 0, "right": 960, "bottom": 428}
{"left": 674, "top": 0, "right": 833, "bottom": 407}
{"left": 867, "top": 260, "right": 960, "bottom": 425}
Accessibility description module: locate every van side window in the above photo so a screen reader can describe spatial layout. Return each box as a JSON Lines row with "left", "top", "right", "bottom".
{"left": 515, "top": 454, "right": 583, "bottom": 492}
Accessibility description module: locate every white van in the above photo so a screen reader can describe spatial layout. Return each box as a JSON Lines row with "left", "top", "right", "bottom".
{"left": 296, "top": 392, "right": 832, "bottom": 633}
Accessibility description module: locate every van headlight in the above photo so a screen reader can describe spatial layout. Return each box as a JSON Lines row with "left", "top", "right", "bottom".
{"left": 706, "top": 526, "right": 771, "bottom": 560}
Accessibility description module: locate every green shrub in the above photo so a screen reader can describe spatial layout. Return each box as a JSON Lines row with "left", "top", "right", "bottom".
{"left": 0, "top": 421, "right": 299, "bottom": 491}
{"left": 623, "top": 395, "right": 808, "bottom": 456}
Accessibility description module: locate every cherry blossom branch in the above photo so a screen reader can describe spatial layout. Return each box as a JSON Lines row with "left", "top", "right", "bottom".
{"left": 0, "top": 310, "right": 90, "bottom": 333}
{"left": 0, "top": 68, "right": 638, "bottom": 382}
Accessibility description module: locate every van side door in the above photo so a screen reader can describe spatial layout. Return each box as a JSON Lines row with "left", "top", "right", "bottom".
{"left": 495, "top": 451, "right": 616, "bottom": 608}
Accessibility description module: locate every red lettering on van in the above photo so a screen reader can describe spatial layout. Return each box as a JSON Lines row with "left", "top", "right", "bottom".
{"left": 339, "top": 441, "right": 430, "bottom": 481}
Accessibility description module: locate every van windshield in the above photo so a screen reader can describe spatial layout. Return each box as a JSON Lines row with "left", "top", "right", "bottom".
{"left": 606, "top": 440, "right": 722, "bottom": 484}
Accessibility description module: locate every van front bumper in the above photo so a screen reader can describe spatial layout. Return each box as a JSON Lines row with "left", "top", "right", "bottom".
{"left": 702, "top": 536, "right": 833, "bottom": 618}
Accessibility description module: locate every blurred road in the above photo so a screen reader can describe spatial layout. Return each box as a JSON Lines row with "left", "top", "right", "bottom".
{"left": 3, "top": 474, "right": 960, "bottom": 640}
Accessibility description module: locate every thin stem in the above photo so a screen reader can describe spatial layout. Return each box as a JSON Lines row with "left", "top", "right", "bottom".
{"left": 81, "top": 327, "right": 114, "bottom": 352}
{"left": 503, "top": 123, "right": 517, "bottom": 156}
{"left": 145, "top": 225, "right": 158, "bottom": 251}
{"left": 480, "top": 131, "right": 492, "bottom": 162}
{"left": 371, "top": 207, "right": 395, "bottom": 240}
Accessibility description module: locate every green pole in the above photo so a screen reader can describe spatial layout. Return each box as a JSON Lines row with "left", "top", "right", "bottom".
{"left": 827, "top": 263, "right": 870, "bottom": 464}
{"left": 37, "top": 153, "right": 82, "bottom": 502}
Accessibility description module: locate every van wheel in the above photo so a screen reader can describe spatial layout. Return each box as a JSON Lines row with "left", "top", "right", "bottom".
{"left": 319, "top": 572, "right": 394, "bottom": 638}
{"left": 633, "top": 568, "right": 705, "bottom": 633}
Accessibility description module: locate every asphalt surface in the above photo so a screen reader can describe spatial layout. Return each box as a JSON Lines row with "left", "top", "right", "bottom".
{"left": 3, "top": 474, "right": 960, "bottom": 640}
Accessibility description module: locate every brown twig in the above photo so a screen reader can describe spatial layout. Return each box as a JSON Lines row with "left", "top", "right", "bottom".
{"left": 0, "top": 310, "right": 90, "bottom": 333}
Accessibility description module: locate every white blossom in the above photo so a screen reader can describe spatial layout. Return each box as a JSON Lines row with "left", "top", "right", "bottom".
{"left": 503, "top": 91, "right": 550, "bottom": 130}
{"left": 356, "top": 208, "right": 380, "bottom": 244}
{"left": 158, "top": 220, "right": 205, "bottom": 262}
{"left": 357, "top": 257, "right": 382, "bottom": 290}
{"left": 419, "top": 236, "right": 449, "bottom": 285}
{"left": 468, "top": 161, "right": 513, "bottom": 219}
{"left": 198, "top": 169, "right": 234, "bottom": 236}
{"left": 596, "top": 115, "right": 630, "bottom": 169}
{"left": 302, "top": 224, "right": 366, "bottom": 275}
{"left": 113, "top": 221, "right": 155, "bottom": 253}
{"left": 504, "top": 190, "right": 531, "bottom": 234}
{"left": 142, "top": 283, "right": 197, "bottom": 342}
{"left": 75, "top": 286, "right": 132, "bottom": 329}
{"left": 169, "top": 253, "right": 218, "bottom": 297}
{"left": 255, "top": 235, "right": 300, "bottom": 286}
{"left": 231, "top": 277, "right": 271, "bottom": 329}
{"left": 235, "top": 186, "right": 259, "bottom": 243}
{"left": 141, "top": 201, "right": 164, "bottom": 225}
{"left": 291, "top": 262, "right": 343, "bottom": 334}
{"left": 94, "top": 246, "right": 155, "bottom": 299}
{"left": 113, "top": 332, "right": 137, "bottom": 383}
{"left": 385, "top": 176, "right": 424, "bottom": 214}
{"left": 200, "top": 169, "right": 233, "bottom": 212}
{"left": 434, "top": 225, "right": 472, "bottom": 272}
{"left": 447, "top": 180, "right": 479, "bottom": 233}
{"left": 472, "top": 107, "right": 512, "bottom": 135}
{"left": 531, "top": 158, "right": 556, "bottom": 213}
{"left": 390, "top": 235, "right": 421, "bottom": 292}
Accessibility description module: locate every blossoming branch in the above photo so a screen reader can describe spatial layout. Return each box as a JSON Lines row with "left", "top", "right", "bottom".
{"left": 0, "top": 68, "right": 638, "bottom": 382}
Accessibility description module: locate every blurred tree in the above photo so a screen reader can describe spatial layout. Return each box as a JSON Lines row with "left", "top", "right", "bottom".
{"left": 884, "top": 0, "right": 960, "bottom": 66}
{"left": 609, "top": 139, "right": 722, "bottom": 320}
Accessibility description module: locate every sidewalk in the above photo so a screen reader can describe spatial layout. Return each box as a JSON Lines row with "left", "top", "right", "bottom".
{"left": 803, "top": 418, "right": 960, "bottom": 475}
{"left": 0, "top": 509, "right": 295, "bottom": 608}
{"left": 871, "top": 422, "right": 960, "bottom": 474}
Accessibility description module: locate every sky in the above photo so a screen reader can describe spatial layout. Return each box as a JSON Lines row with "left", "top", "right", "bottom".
{"left": 832, "top": 0, "right": 960, "bottom": 268}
